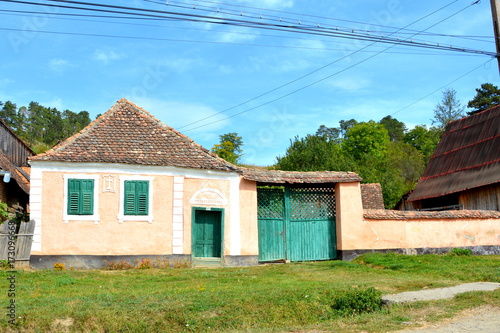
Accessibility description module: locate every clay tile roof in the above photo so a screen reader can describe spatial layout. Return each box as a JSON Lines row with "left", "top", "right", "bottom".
{"left": 361, "top": 183, "right": 385, "bottom": 209}
{"left": 30, "top": 98, "right": 238, "bottom": 172}
{"left": 408, "top": 105, "right": 500, "bottom": 202}
{"left": 240, "top": 168, "right": 361, "bottom": 184}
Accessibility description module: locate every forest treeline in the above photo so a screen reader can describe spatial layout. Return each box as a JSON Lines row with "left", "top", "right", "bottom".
{"left": 0, "top": 100, "right": 92, "bottom": 153}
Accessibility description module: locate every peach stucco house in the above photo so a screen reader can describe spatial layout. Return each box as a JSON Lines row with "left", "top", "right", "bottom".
{"left": 28, "top": 99, "right": 500, "bottom": 268}
{"left": 29, "top": 99, "right": 364, "bottom": 268}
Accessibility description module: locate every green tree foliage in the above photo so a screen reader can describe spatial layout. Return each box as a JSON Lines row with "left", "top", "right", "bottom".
{"left": 378, "top": 115, "right": 406, "bottom": 141}
{"left": 467, "top": 83, "right": 500, "bottom": 115}
{"left": 0, "top": 100, "right": 91, "bottom": 152}
{"left": 342, "top": 121, "right": 390, "bottom": 161}
{"left": 276, "top": 121, "right": 427, "bottom": 209}
{"left": 276, "top": 134, "right": 353, "bottom": 172}
{"left": 211, "top": 132, "right": 243, "bottom": 165}
{"left": 432, "top": 88, "right": 465, "bottom": 131}
{"left": 403, "top": 125, "right": 441, "bottom": 162}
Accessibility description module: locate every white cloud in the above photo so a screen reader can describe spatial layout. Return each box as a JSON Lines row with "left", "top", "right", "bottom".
{"left": 217, "top": 27, "right": 258, "bottom": 43}
{"left": 124, "top": 97, "right": 230, "bottom": 134}
{"left": 49, "top": 59, "right": 73, "bottom": 74}
{"left": 40, "top": 97, "right": 64, "bottom": 110}
{"left": 235, "top": 0, "right": 293, "bottom": 9}
{"left": 327, "top": 77, "right": 372, "bottom": 93}
{"left": 92, "top": 50, "right": 124, "bottom": 65}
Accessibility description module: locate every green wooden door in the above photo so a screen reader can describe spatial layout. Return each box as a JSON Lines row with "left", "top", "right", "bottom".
{"left": 257, "top": 188, "right": 286, "bottom": 261}
{"left": 257, "top": 186, "right": 336, "bottom": 262}
{"left": 193, "top": 210, "right": 222, "bottom": 258}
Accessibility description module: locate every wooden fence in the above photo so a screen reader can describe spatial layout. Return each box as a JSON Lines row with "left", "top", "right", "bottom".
{"left": 0, "top": 220, "right": 35, "bottom": 268}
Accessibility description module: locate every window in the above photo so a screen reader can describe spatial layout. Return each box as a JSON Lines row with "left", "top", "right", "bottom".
{"left": 118, "top": 176, "right": 154, "bottom": 223}
{"left": 67, "top": 178, "right": 94, "bottom": 215}
{"left": 124, "top": 180, "right": 149, "bottom": 215}
{"left": 64, "top": 174, "right": 100, "bottom": 224}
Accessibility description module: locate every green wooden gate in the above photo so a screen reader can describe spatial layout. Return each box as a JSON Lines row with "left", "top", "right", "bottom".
{"left": 257, "top": 186, "right": 336, "bottom": 262}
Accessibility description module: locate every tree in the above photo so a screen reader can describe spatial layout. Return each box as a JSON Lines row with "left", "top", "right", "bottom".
{"left": 315, "top": 125, "right": 340, "bottom": 143}
{"left": 379, "top": 115, "right": 406, "bottom": 141}
{"left": 467, "top": 83, "right": 500, "bottom": 115}
{"left": 211, "top": 132, "right": 243, "bottom": 165}
{"left": 276, "top": 134, "right": 352, "bottom": 172}
{"left": 403, "top": 125, "right": 441, "bottom": 162}
{"left": 0, "top": 101, "right": 18, "bottom": 129}
{"left": 339, "top": 119, "right": 358, "bottom": 138}
{"left": 432, "top": 88, "right": 465, "bottom": 131}
{"left": 342, "top": 121, "right": 390, "bottom": 161}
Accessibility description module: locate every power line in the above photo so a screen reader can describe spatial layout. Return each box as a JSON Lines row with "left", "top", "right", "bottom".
{"left": 178, "top": 0, "right": 490, "bottom": 131}
{"left": 390, "top": 59, "right": 493, "bottom": 117}
{"left": 1, "top": 0, "right": 495, "bottom": 57}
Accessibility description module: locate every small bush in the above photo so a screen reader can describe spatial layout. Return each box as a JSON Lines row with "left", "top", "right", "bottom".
{"left": 102, "top": 260, "right": 133, "bottom": 270}
{"left": 448, "top": 248, "right": 471, "bottom": 256}
{"left": 330, "top": 287, "right": 383, "bottom": 316}
{"left": 53, "top": 262, "right": 66, "bottom": 271}
{"left": 135, "top": 258, "right": 154, "bottom": 269}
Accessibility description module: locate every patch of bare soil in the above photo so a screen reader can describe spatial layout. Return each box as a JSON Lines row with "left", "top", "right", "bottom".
{"left": 396, "top": 306, "right": 500, "bottom": 333}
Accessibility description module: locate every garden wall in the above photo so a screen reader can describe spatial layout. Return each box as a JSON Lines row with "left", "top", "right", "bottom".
{"left": 335, "top": 182, "right": 500, "bottom": 260}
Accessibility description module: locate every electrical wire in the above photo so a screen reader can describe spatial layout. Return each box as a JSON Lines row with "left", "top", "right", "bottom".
{"left": 178, "top": 0, "right": 492, "bottom": 131}
{"left": 390, "top": 59, "right": 493, "bottom": 117}
{"left": 1, "top": 0, "right": 495, "bottom": 57}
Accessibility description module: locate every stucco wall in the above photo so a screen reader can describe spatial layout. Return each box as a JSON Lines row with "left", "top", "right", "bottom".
{"left": 335, "top": 182, "right": 500, "bottom": 255}
{"left": 239, "top": 179, "right": 258, "bottom": 256}
{"left": 34, "top": 171, "right": 173, "bottom": 255}
{"left": 30, "top": 163, "right": 259, "bottom": 261}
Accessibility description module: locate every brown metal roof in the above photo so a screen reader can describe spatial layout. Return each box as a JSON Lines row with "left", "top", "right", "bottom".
{"left": 30, "top": 98, "right": 239, "bottom": 172}
{"left": 0, "top": 151, "right": 30, "bottom": 194}
{"left": 240, "top": 168, "right": 361, "bottom": 184}
{"left": 408, "top": 105, "right": 500, "bottom": 201}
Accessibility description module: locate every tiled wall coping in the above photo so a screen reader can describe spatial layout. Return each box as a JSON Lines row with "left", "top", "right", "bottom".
{"left": 364, "top": 209, "right": 500, "bottom": 220}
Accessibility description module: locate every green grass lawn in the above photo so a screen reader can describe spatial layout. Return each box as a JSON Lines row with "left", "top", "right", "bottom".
{"left": 1, "top": 253, "right": 499, "bottom": 332}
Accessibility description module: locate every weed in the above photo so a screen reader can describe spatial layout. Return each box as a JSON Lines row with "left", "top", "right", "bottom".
{"left": 101, "top": 260, "right": 133, "bottom": 270}
{"left": 135, "top": 258, "right": 154, "bottom": 269}
{"left": 0, "top": 260, "right": 12, "bottom": 269}
{"left": 53, "top": 262, "right": 66, "bottom": 271}
{"left": 172, "top": 258, "right": 191, "bottom": 269}
{"left": 448, "top": 248, "right": 472, "bottom": 256}
{"left": 153, "top": 257, "right": 170, "bottom": 268}
{"left": 330, "top": 287, "right": 384, "bottom": 316}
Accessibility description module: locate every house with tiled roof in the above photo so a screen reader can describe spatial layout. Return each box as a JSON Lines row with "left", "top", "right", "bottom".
{"left": 406, "top": 105, "right": 500, "bottom": 211}
{"left": 29, "top": 99, "right": 367, "bottom": 267}
{"left": 0, "top": 118, "right": 34, "bottom": 211}
{"left": 28, "top": 99, "right": 500, "bottom": 268}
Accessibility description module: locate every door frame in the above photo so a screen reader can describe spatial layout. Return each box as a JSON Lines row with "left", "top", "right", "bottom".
{"left": 191, "top": 207, "right": 225, "bottom": 266}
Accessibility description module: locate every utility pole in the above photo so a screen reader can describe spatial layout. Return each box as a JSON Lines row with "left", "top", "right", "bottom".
{"left": 490, "top": 0, "right": 500, "bottom": 74}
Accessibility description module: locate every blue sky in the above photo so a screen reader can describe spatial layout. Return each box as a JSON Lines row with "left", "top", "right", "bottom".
{"left": 0, "top": 0, "right": 497, "bottom": 165}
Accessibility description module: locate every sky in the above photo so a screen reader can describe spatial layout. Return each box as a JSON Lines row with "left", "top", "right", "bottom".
{"left": 0, "top": 0, "right": 498, "bottom": 166}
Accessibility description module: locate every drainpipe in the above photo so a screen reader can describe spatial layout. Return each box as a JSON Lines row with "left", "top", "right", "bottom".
{"left": 0, "top": 171, "right": 11, "bottom": 183}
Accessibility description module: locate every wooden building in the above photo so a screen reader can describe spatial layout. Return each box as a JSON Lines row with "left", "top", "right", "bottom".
{"left": 0, "top": 119, "right": 34, "bottom": 210}
{"left": 406, "top": 105, "right": 500, "bottom": 211}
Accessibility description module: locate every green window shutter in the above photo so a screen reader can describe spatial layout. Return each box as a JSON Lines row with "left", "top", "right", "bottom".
{"left": 124, "top": 181, "right": 136, "bottom": 215}
{"left": 80, "top": 180, "right": 94, "bottom": 215}
{"left": 68, "top": 179, "right": 94, "bottom": 215}
{"left": 68, "top": 179, "right": 80, "bottom": 215}
{"left": 124, "top": 180, "right": 149, "bottom": 215}
{"left": 137, "top": 181, "right": 149, "bottom": 215}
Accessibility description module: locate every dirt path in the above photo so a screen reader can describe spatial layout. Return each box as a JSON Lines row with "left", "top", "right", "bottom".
{"left": 396, "top": 306, "right": 500, "bottom": 333}
{"left": 383, "top": 282, "right": 500, "bottom": 333}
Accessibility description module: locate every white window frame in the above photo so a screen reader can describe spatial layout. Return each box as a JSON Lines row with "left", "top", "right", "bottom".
{"left": 118, "top": 175, "right": 154, "bottom": 223}
{"left": 63, "top": 174, "right": 100, "bottom": 224}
